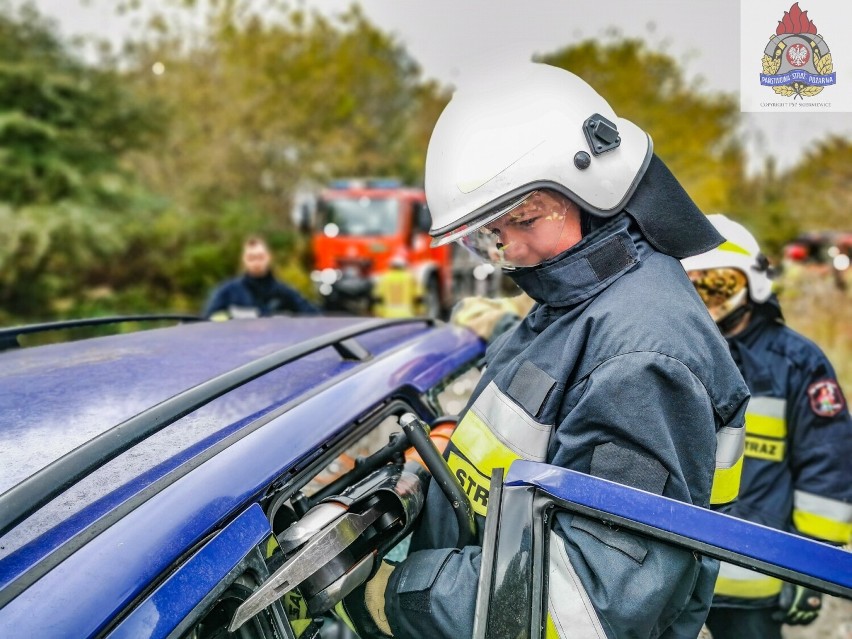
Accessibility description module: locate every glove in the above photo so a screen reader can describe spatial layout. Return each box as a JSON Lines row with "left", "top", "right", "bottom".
{"left": 337, "top": 560, "right": 396, "bottom": 638}
{"left": 772, "top": 583, "right": 822, "bottom": 625}
{"left": 451, "top": 295, "right": 534, "bottom": 341}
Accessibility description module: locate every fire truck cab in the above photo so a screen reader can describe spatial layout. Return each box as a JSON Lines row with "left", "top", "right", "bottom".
{"left": 307, "top": 179, "right": 455, "bottom": 317}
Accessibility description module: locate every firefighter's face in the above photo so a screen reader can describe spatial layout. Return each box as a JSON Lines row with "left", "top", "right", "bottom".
{"left": 482, "top": 190, "right": 582, "bottom": 268}
{"left": 243, "top": 243, "right": 272, "bottom": 277}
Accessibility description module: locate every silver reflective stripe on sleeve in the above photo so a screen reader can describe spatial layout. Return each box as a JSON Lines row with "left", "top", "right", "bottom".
{"left": 715, "top": 426, "right": 744, "bottom": 469}
{"left": 470, "top": 381, "right": 553, "bottom": 461}
{"left": 547, "top": 531, "right": 606, "bottom": 639}
{"left": 747, "top": 396, "right": 786, "bottom": 419}
{"left": 710, "top": 425, "right": 745, "bottom": 504}
{"left": 792, "top": 490, "right": 852, "bottom": 543}
{"left": 745, "top": 396, "right": 787, "bottom": 439}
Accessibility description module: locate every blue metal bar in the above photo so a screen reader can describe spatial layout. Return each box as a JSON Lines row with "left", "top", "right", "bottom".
{"left": 506, "top": 461, "right": 852, "bottom": 598}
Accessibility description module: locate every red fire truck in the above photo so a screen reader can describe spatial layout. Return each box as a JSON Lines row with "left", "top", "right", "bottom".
{"left": 303, "top": 179, "right": 499, "bottom": 316}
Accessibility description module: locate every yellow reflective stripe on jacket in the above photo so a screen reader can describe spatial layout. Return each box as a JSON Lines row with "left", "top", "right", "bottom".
{"left": 546, "top": 531, "right": 607, "bottom": 638}
{"left": 374, "top": 270, "right": 420, "bottom": 317}
{"left": 447, "top": 451, "right": 502, "bottom": 516}
{"left": 710, "top": 426, "right": 745, "bottom": 505}
{"left": 451, "top": 409, "right": 522, "bottom": 473}
{"left": 714, "top": 561, "right": 783, "bottom": 598}
{"left": 745, "top": 396, "right": 787, "bottom": 438}
{"left": 449, "top": 382, "right": 553, "bottom": 516}
{"left": 793, "top": 490, "right": 852, "bottom": 544}
{"left": 744, "top": 435, "right": 786, "bottom": 462}
{"left": 449, "top": 409, "right": 521, "bottom": 517}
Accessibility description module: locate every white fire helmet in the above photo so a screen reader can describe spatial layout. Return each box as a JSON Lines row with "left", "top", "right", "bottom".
{"left": 425, "top": 62, "right": 653, "bottom": 269}
{"left": 681, "top": 214, "right": 774, "bottom": 322}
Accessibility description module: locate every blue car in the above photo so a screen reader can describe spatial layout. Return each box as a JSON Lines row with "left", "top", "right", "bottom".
{"left": 0, "top": 316, "right": 850, "bottom": 639}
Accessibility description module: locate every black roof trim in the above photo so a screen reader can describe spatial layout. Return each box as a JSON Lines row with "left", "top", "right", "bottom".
{"left": 0, "top": 314, "right": 204, "bottom": 350}
{"left": 0, "top": 318, "right": 431, "bottom": 537}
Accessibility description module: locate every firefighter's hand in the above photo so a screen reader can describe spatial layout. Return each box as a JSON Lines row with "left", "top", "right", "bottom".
{"left": 336, "top": 560, "right": 396, "bottom": 638}
{"left": 773, "top": 583, "right": 822, "bottom": 625}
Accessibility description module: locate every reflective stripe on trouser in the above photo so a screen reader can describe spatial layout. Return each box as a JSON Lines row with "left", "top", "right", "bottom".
{"left": 710, "top": 426, "right": 745, "bottom": 505}
{"left": 793, "top": 490, "right": 852, "bottom": 544}
{"left": 449, "top": 382, "right": 603, "bottom": 639}
{"left": 714, "top": 561, "right": 783, "bottom": 598}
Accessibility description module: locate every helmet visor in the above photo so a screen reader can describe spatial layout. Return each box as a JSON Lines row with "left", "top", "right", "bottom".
{"left": 437, "top": 190, "right": 574, "bottom": 269}
{"left": 688, "top": 268, "right": 748, "bottom": 321}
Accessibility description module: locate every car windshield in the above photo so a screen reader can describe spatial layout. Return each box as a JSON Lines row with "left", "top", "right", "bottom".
{"left": 318, "top": 197, "right": 399, "bottom": 236}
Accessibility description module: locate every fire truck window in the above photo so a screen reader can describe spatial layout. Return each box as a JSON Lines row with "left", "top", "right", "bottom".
{"left": 414, "top": 202, "right": 432, "bottom": 234}
{"left": 318, "top": 198, "right": 399, "bottom": 236}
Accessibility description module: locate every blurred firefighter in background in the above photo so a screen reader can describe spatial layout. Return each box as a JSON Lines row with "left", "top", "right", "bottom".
{"left": 682, "top": 214, "right": 852, "bottom": 639}
{"left": 371, "top": 254, "right": 423, "bottom": 318}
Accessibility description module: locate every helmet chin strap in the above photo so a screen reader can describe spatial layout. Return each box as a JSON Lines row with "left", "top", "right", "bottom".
{"left": 717, "top": 301, "right": 753, "bottom": 336}
{"left": 580, "top": 210, "right": 592, "bottom": 238}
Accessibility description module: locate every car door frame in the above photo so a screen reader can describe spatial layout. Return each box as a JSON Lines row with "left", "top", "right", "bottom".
{"left": 106, "top": 503, "right": 291, "bottom": 639}
{"left": 474, "top": 461, "right": 852, "bottom": 639}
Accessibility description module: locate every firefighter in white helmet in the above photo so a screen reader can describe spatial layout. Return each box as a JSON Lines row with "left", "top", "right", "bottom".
{"left": 340, "top": 62, "right": 749, "bottom": 639}
{"left": 682, "top": 215, "right": 852, "bottom": 639}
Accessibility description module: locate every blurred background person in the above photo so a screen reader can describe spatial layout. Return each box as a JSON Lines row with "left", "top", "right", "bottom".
{"left": 204, "top": 236, "right": 318, "bottom": 320}
{"left": 682, "top": 214, "right": 852, "bottom": 639}
{"left": 371, "top": 253, "right": 422, "bottom": 318}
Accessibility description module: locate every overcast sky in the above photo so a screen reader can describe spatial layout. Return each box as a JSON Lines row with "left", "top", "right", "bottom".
{"left": 32, "top": 0, "right": 852, "bottom": 172}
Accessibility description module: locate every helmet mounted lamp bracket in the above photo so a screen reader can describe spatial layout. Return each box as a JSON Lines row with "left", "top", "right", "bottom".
{"left": 583, "top": 113, "right": 621, "bottom": 156}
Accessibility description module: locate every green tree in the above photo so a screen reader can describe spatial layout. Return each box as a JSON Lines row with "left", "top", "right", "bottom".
{"left": 124, "top": 3, "right": 441, "bottom": 215}
{"left": 783, "top": 136, "right": 852, "bottom": 233}
{"left": 116, "top": 1, "right": 450, "bottom": 303}
{"left": 0, "top": 2, "right": 165, "bottom": 322}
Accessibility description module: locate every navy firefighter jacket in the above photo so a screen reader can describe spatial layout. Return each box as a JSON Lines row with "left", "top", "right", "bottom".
{"left": 713, "top": 300, "right": 852, "bottom": 607}
{"left": 384, "top": 214, "right": 750, "bottom": 639}
{"left": 203, "top": 273, "right": 318, "bottom": 319}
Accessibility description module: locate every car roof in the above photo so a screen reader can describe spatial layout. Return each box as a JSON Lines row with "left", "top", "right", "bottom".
{"left": 1, "top": 317, "right": 390, "bottom": 492}
{"left": 0, "top": 316, "right": 482, "bottom": 636}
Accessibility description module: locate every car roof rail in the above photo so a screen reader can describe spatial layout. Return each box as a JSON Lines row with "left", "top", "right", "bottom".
{"left": 0, "top": 318, "right": 433, "bottom": 537}
{"left": 0, "top": 314, "right": 205, "bottom": 351}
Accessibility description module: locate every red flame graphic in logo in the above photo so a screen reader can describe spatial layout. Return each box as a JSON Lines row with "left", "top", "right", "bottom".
{"left": 776, "top": 2, "right": 818, "bottom": 35}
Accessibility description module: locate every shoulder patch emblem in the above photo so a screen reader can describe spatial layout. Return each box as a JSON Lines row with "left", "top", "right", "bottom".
{"left": 807, "top": 379, "right": 846, "bottom": 418}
